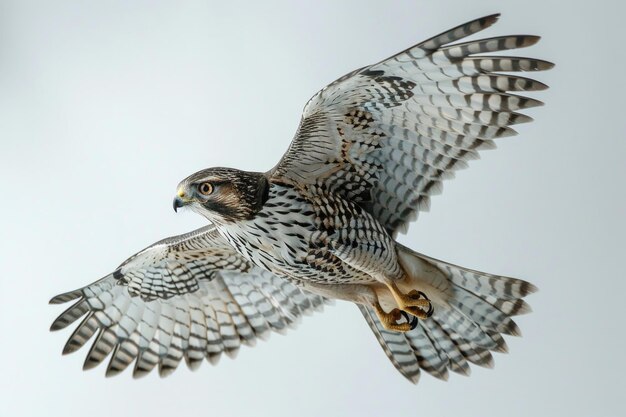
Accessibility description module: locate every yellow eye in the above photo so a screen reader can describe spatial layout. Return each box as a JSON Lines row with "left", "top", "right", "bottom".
{"left": 198, "top": 182, "right": 213, "bottom": 195}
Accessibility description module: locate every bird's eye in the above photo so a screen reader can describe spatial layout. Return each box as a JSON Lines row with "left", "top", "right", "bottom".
{"left": 198, "top": 182, "right": 214, "bottom": 196}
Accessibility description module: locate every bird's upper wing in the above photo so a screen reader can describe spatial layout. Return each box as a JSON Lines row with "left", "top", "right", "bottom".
{"left": 271, "top": 14, "right": 552, "bottom": 236}
{"left": 50, "top": 225, "right": 328, "bottom": 377}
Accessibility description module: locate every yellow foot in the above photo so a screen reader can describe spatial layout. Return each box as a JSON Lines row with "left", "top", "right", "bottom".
{"left": 372, "top": 302, "right": 417, "bottom": 332}
{"left": 387, "top": 283, "right": 434, "bottom": 320}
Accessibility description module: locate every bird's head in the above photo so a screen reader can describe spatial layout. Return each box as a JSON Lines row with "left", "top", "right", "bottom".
{"left": 173, "top": 167, "right": 269, "bottom": 224}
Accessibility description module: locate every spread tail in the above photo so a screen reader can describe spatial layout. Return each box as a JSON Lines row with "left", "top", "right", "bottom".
{"left": 359, "top": 244, "right": 537, "bottom": 383}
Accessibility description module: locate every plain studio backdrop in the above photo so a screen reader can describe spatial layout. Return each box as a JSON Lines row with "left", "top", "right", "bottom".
{"left": 1, "top": 1, "right": 624, "bottom": 416}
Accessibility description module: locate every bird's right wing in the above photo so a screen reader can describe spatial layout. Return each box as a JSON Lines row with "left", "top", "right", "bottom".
{"left": 50, "top": 225, "right": 328, "bottom": 378}
{"left": 271, "top": 14, "right": 552, "bottom": 237}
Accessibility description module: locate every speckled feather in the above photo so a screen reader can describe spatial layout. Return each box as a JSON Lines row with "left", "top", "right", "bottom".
{"left": 216, "top": 182, "right": 401, "bottom": 285}
{"left": 50, "top": 226, "right": 329, "bottom": 377}
{"left": 271, "top": 13, "right": 552, "bottom": 236}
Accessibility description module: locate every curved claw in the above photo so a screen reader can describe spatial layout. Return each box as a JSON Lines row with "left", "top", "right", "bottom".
{"left": 425, "top": 300, "right": 434, "bottom": 317}
{"left": 410, "top": 290, "right": 434, "bottom": 317}
{"left": 400, "top": 310, "right": 409, "bottom": 323}
{"left": 418, "top": 291, "right": 434, "bottom": 317}
{"left": 400, "top": 310, "right": 419, "bottom": 330}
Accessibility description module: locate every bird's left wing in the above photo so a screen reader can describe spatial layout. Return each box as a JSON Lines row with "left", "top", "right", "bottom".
{"left": 50, "top": 225, "right": 327, "bottom": 377}
{"left": 271, "top": 14, "right": 552, "bottom": 236}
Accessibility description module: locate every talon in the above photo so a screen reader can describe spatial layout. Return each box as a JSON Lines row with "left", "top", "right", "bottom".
{"left": 425, "top": 300, "right": 434, "bottom": 317}
{"left": 372, "top": 284, "right": 434, "bottom": 333}
{"left": 386, "top": 282, "right": 433, "bottom": 318}
{"left": 372, "top": 303, "right": 413, "bottom": 332}
{"left": 399, "top": 310, "right": 419, "bottom": 330}
{"left": 400, "top": 310, "right": 410, "bottom": 323}
{"left": 414, "top": 291, "right": 434, "bottom": 317}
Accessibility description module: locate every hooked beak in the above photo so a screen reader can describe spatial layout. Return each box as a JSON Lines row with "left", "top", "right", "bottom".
{"left": 173, "top": 197, "right": 185, "bottom": 212}
{"left": 173, "top": 188, "right": 190, "bottom": 212}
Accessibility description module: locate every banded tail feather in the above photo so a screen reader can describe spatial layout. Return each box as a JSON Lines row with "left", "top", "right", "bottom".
{"left": 359, "top": 244, "right": 536, "bottom": 383}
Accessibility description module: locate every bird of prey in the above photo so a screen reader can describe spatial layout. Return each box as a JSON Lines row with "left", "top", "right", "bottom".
{"left": 50, "top": 14, "right": 550, "bottom": 383}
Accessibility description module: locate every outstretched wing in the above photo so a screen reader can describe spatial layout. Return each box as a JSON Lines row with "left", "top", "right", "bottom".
{"left": 50, "top": 225, "right": 328, "bottom": 377}
{"left": 271, "top": 14, "right": 552, "bottom": 236}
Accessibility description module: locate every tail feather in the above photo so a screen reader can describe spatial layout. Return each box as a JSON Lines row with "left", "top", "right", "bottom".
{"left": 405, "top": 325, "right": 449, "bottom": 380}
{"left": 484, "top": 329, "right": 509, "bottom": 353}
{"left": 359, "top": 244, "right": 536, "bottom": 384}
{"left": 434, "top": 314, "right": 494, "bottom": 368}
{"left": 423, "top": 318, "right": 471, "bottom": 376}
{"left": 358, "top": 305, "right": 422, "bottom": 383}
{"left": 439, "top": 319, "right": 495, "bottom": 368}
{"left": 437, "top": 307, "right": 497, "bottom": 350}
{"left": 434, "top": 256, "right": 538, "bottom": 300}
{"left": 449, "top": 286, "right": 520, "bottom": 335}
{"left": 488, "top": 296, "right": 532, "bottom": 316}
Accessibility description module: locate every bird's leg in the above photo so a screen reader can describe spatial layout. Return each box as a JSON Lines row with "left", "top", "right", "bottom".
{"left": 372, "top": 302, "right": 417, "bottom": 332}
{"left": 384, "top": 281, "right": 434, "bottom": 320}
{"left": 296, "top": 280, "right": 423, "bottom": 332}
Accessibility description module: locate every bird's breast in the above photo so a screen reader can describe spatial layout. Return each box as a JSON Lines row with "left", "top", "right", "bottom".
{"left": 217, "top": 184, "right": 318, "bottom": 278}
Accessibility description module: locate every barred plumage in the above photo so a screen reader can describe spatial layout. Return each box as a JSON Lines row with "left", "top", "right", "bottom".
{"left": 273, "top": 14, "right": 552, "bottom": 236}
{"left": 51, "top": 13, "right": 549, "bottom": 384}
{"left": 51, "top": 228, "right": 328, "bottom": 377}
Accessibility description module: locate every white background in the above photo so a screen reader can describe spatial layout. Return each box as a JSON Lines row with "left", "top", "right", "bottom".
{"left": 1, "top": 1, "right": 624, "bottom": 416}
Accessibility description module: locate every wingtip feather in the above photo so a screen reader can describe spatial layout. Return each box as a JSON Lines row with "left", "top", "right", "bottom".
{"left": 518, "top": 301, "right": 533, "bottom": 315}
{"left": 50, "top": 299, "right": 87, "bottom": 331}
{"left": 510, "top": 113, "right": 534, "bottom": 125}
{"left": 83, "top": 356, "right": 101, "bottom": 371}
{"left": 472, "top": 13, "right": 501, "bottom": 30}
{"left": 520, "top": 35, "right": 541, "bottom": 48}
{"left": 527, "top": 282, "right": 539, "bottom": 295}
{"left": 49, "top": 289, "right": 82, "bottom": 305}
